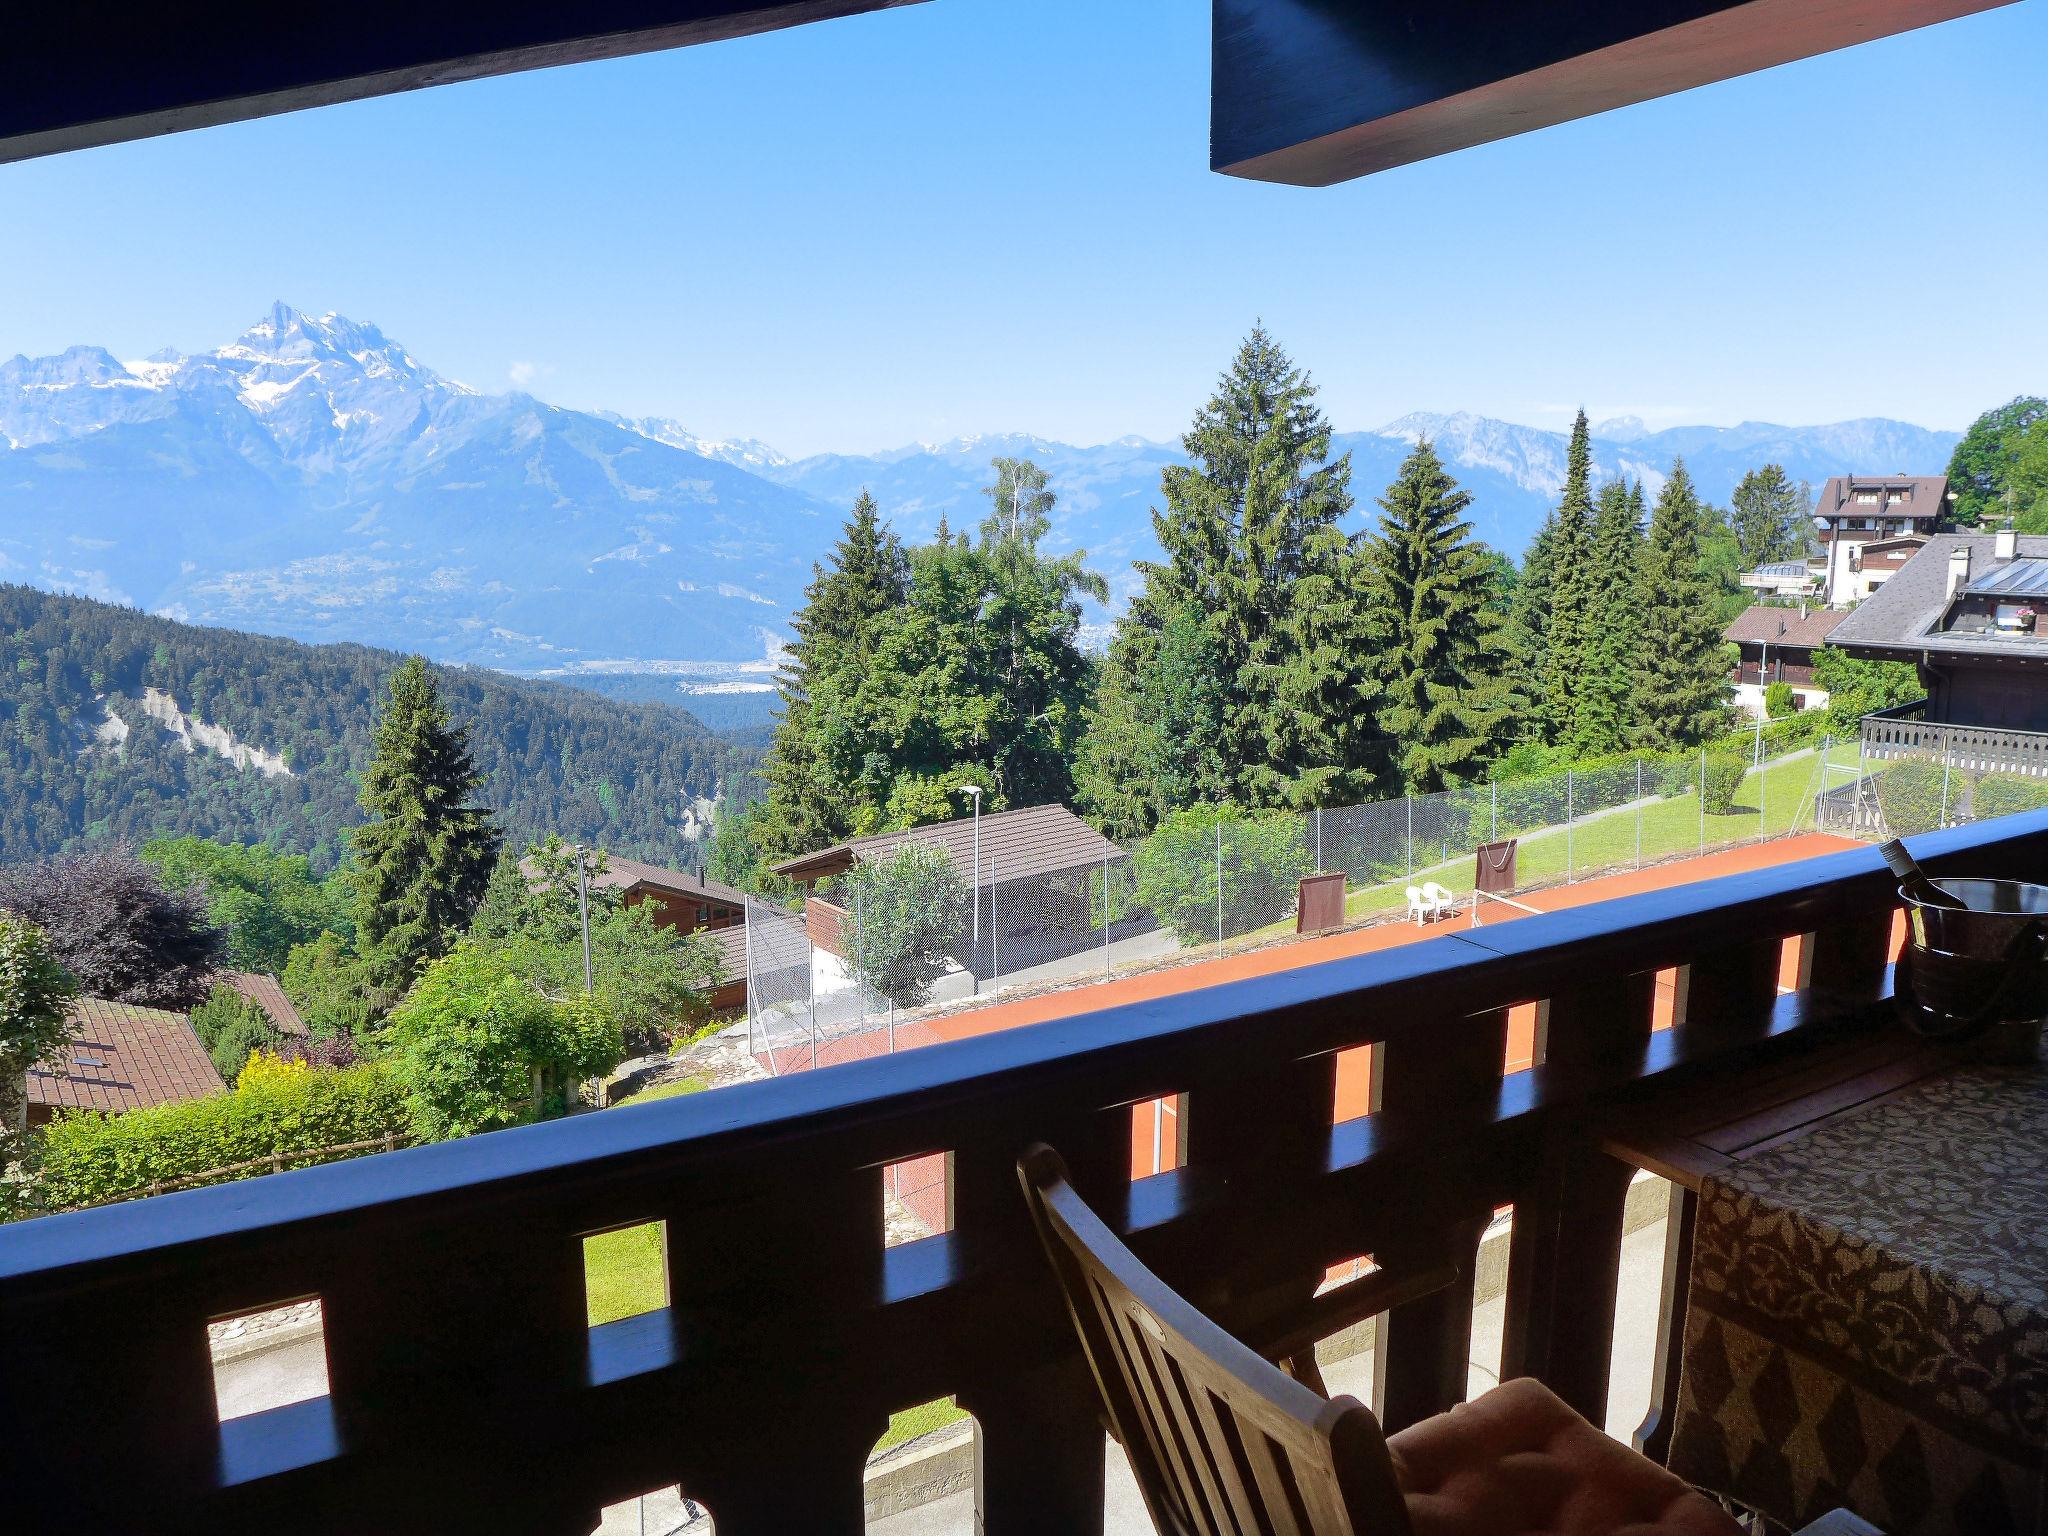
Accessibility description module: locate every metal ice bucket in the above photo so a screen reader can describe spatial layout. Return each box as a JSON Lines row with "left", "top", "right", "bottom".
{"left": 1897, "top": 878, "right": 2048, "bottom": 1060}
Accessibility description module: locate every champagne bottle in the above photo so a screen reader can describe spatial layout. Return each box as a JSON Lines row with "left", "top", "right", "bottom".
{"left": 1879, "top": 837, "right": 1965, "bottom": 910}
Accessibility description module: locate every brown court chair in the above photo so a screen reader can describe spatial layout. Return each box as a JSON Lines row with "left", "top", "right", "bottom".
{"left": 1017, "top": 1143, "right": 1747, "bottom": 1536}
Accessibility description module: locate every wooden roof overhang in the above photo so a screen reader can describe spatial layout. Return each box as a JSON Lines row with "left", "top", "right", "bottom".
{"left": 1211, "top": 0, "right": 2015, "bottom": 186}
{"left": 0, "top": 1, "right": 927, "bottom": 165}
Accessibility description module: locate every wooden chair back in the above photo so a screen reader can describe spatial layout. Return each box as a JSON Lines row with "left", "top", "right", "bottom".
{"left": 1017, "top": 1144, "right": 1411, "bottom": 1536}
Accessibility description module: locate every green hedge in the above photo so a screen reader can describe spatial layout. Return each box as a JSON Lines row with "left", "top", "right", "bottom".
{"left": 1972, "top": 773, "right": 2048, "bottom": 823}
{"left": 31, "top": 1062, "right": 412, "bottom": 1213}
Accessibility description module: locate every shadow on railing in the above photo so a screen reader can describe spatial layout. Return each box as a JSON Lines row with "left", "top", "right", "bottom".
{"left": 5, "top": 812, "right": 2046, "bottom": 1534}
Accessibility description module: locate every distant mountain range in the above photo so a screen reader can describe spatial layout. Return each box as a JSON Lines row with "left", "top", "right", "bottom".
{"left": 3, "top": 305, "right": 1962, "bottom": 715}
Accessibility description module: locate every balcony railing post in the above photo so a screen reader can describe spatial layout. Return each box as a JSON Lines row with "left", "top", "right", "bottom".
{"left": 1635, "top": 1180, "right": 1701, "bottom": 1464}
{"left": 1370, "top": 1005, "right": 1508, "bottom": 1433}
{"left": 1503, "top": 971, "right": 1656, "bottom": 1423}
{"left": 965, "top": 1353, "right": 1108, "bottom": 1535}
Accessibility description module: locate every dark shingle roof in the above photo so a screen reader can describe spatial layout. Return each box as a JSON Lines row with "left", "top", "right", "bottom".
{"left": 1723, "top": 604, "right": 1846, "bottom": 648}
{"left": 518, "top": 851, "right": 749, "bottom": 910}
{"left": 1813, "top": 474, "right": 1950, "bottom": 522}
{"left": 28, "top": 998, "right": 225, "bottom": 1116}
{"left": 774, "top": 803, "right": 1122, "bottom": 887}
{"left": 1830, "top": 533, "right": 2048, "bottom": 659}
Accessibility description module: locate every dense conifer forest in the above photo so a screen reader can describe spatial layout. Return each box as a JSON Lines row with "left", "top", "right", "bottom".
{"left": 0, "top": 586, "right": 755, "bottom": 871}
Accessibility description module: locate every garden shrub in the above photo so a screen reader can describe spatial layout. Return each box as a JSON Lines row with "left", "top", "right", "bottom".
{"left": 1971, "top": 773, "right": 2048, "bottom": 823}
{"left": 1872, "top": 759, "right": 1951, "bottom": 836}
{"left": 374, "top": 945, "right": 626, "bottom": 1140}
{"left": 189, "top": 981, "right": 280, "bottom": 1080}
{"left": 1133, "top": 805, "right": 1311, "bottom": 946}
{"left": 1763, "top": 682, "right": 1797, "bottom": 718}
{"left": 832, "top": 843, "right": 966, "bottom": 1006}
{"left": 1701, "top": 754, "right": 1749, "bottom": 816}
{"left": 31, "top": 1061, "right": 411, "bottom": 1212}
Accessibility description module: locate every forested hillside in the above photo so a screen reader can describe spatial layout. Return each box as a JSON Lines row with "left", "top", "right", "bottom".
{"left": 0, "top": 586, "right": 756, "bottom": 870}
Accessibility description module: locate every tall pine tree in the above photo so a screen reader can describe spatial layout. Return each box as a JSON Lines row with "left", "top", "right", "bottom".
{"left": 1356, "top": 441, "right": 1509, "bottom": 790}
{"left": 975, "top": 458, "right": 1109, "bottom": 807}
{"left": 1504, "top": 510, "right": 1556, "bottom": 740}
{"left": 1576, "top": 478, "right": 1648, "bottom": 755}
{"left": 1132, "top": 326, "right": 1375, "bottom": 808}
{"left": 350, "top": 656, "right": 500, "bottom": 998}
{"left": 759, "top": 492, "right": 909, "bottom": 856}
{"left": 1538, "top": 409, "right": 1598, "bottom": 750}
{"left": 1632, "top": 459, "right": 1731, "bottom": 749}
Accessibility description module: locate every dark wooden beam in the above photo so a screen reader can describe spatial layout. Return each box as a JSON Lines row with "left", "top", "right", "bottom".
{"left": 0, "top": 1, "right": 926, "bottom": 166}
{"left": 1213, "top": 0, "right": 2015, "bottom": 186}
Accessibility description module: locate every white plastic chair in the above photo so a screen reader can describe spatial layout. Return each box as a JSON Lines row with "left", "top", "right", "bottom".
{"left": 1405, "top": 885, "right": 1428, "bottom": 926}
{"left": 1422, "top": 881, "right": 1456, "bottom": 921}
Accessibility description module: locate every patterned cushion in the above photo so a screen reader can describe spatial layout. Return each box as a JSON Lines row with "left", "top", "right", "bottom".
{"left": 1389, "top": 1377, "right": 1742, "bottom": 1536}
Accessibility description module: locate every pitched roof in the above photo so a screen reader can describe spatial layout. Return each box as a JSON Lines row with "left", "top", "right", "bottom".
{"left": 773, "top": 802, "right": 1123, "bottom": 887}
{"left": 1813, "top": 474, "right": 1950, "bottom": 522}
{"left": 1723, "top": 604, "right": 1847, "bottom": 648}
{"left": 28, "top": 998, "right": 225, "bottom": 1116}
{"left": 518, "top": 851, "right": 749, "bottom": 910}
{"left": 219, "top": 971, "right": 306, "bottom": 1037}
{"left": 1830, "top": 533, "right": 2048, "bottom": 659}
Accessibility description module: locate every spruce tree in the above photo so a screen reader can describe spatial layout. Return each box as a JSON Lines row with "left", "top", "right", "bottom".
{"left": 1356, "top": 441, "right": 1509, "bottom": 790}
{"left": 759, "top": 492, "right": 909, "bottom": 855}
{"left": 1504, "top": 510, "right": 1556, "bottom": 739}
{"left": 1137, "top": 326, "right": 1374, "bottom": 807}
{"left": 1538, "top": 409, "right": 1597, "bottom": 749}
{"left": 976, "top": 459, "right": 1108, "bottom": 807}
{"left": 1633, "top": 459, "right": 1731, "bottom": 750}
{"left": 1728, "top": 464, "right": 1810, "bottom": 568}
{"left": 1576, "top": 478, "right": 1648, "bottom": 755}
{"left": 1075, "top": 596, "right": 1231, "bottom": 840}
{"left": 350, "top": 656, "right": 500, "bottom": 998}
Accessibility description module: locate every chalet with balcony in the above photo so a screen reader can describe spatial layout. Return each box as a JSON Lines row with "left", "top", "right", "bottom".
{"left": 1810, "top": 473, "right": 1947, "bottom": 605}
{"left": 1831, "top": 526, "right": 2048, "bottom": 735}
{"left": 1723, "top": 602, "right": 1846, "bottom": 715}
{"left": 574, "top": 853, "right": 749, "bottom": 935}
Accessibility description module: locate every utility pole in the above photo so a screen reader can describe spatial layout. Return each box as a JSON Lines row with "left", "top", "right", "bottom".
{"left": 958, "top": 783, "right": 984, "bottom": 993}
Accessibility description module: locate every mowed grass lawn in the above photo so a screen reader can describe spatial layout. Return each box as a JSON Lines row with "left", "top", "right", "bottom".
{"left": 583, "top": 1071, "right": 970, "bottom": 1459}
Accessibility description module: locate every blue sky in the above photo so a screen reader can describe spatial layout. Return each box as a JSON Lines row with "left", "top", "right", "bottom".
{"left": 2, "top": 0, "right": 2043, "bottom": 456}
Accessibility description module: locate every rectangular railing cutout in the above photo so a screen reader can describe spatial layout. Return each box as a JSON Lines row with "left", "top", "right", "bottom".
{"left": 592, "top": 1485, "right": 710, "bottom": 1534}
{"left": 1334, "top": 1045, "right": 1373, "bottom": 1124}
{"left": 884, "top": 1154, "right": 950, "bottom": 1246}
{"left": 209, "top": 1297, "right": 329, "bottom": 1422}
{"left": 583, "top": 1221, "right": 669, "bottom": 1327}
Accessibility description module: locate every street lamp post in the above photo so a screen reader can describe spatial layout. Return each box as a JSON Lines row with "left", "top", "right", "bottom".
{"left": 958, "top": 784, "right": 984, "bottom": 993}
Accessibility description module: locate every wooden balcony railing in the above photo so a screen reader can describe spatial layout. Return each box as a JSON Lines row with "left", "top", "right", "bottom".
{"left": 1863, "top": 701, "right": 2048, "bottom": 777}
{"left": 4, "top": 813, "right": 2045, "bottom": 1535}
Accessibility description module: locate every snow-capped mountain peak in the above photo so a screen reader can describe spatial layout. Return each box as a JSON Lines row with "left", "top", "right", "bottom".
{"left": 598, "top": 412, "right": 790, "bottom": 471}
